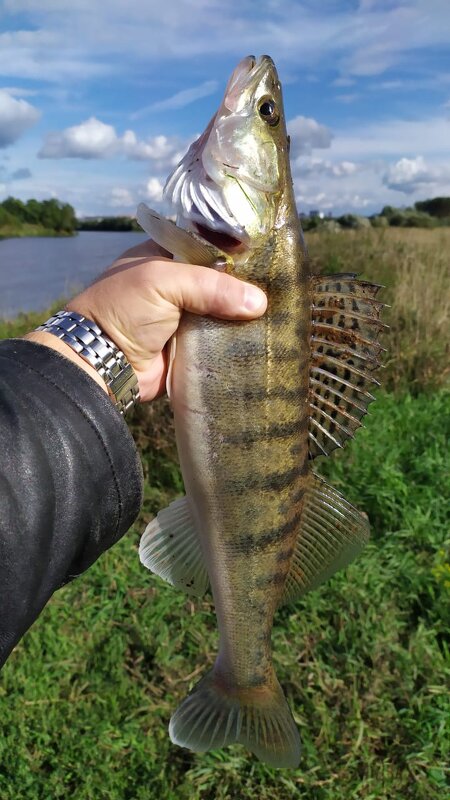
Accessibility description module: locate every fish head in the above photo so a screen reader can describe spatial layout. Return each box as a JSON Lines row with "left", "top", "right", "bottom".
{"left": 163, "top": 55, "right": 293, "bottom": 264}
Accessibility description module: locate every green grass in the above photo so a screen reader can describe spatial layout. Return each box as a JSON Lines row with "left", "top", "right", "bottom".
{"left": 0, "top": 223, "right": 74, "bottom": 239}
{"left": 0, "top": 390, "right": 448, "bottom": 800}
{"left": 1, "top": 228, "right": 449, "bottom": 798}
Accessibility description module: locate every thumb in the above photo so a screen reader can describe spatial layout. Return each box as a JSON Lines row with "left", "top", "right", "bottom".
{"left": 159, "top": 262, "right": 267, "bottom": 319}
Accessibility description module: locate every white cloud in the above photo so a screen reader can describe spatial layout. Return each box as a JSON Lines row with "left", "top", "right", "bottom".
{"left": 39, "top": 117, "right": 118, "bottom": 159}
{"left": 145, "top": 177, "right": 164, "bottom": 203}
{"left": 329, "top": 116, "right": 450, "bottom": 158}
{"left": 11, "top": 167, "right": 32, "bottom": 180}
{"left": 0, "top": 28, "right": 110, "bottom": 83}
{"left": 2, "top": 0, "right": 449, "bottom": 85}
{"left": 0, "top": 90, "right": 40, "bottom": 147}
{"left": 38, "top": 118, "right": 184, "bottom": 170}
{"left": 288, "top": 116, "right": 333, "bottom": 158}
{"left": 1, "top": 86, "right": 39, "bottom": 97}
{"left": 296, "top": 157, "right": 360, "bottom": 179}
{"left": 382, "top": 156, "right": 441, "bottom": 194}
{"left": 122, "top": 131, "right": 183, "bottom": 167}
{"left": 133, "top": 80, "right": 218, "bottom": 118}
{"left": 336, "top": 93, "right": 359, "bottom": 104}
{"left": 332, "top": 77, "right": 355, "bottom": 87}
{"left": 109, "top": 187, "right": 134, "bottom": 208}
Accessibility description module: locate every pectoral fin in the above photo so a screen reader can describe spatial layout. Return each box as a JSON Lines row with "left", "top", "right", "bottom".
{"left": 309, "top": 272, "right": 387, "bottom": 459}
{"left": 139, "top": 495, "right": 209, "bottom": 597}
{"left": 136, "top": 203, "right": 233, "bottom": 268}
{"left": 280, "top": 473, "right": 370, "bottom": 606}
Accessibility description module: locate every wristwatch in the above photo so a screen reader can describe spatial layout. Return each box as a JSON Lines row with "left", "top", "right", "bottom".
{"left": 36, "top": 310, "right": 140, "bottom": 415}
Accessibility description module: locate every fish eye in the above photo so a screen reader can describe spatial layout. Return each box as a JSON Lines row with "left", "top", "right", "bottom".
{"left": 258, "top": 97, "right": 280, "bottom": 126}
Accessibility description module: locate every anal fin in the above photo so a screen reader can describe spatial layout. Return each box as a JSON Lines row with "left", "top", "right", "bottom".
{"left": 139, "top": 496, "right": 209, "bottom": 597}
{"left": 280, "top": 473, "right": 370, "bottom": 606}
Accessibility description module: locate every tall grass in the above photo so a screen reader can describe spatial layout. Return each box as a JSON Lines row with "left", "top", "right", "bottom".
{"left": 307, "top": 227, "right": 450, "bottom": 393}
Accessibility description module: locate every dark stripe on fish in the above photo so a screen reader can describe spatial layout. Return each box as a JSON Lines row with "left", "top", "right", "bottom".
{"left": 269, "top": 310, "right": 294, "bottom": 327}
{"left": 225, "top": 340, "right": 301, "bottom": 363}
{"left": 255, "top": 569, "right": 288, "bottom": 588}
{"left": 222, "top": 419, "right": 304, "bottom": 445}
{"left": 240, "top": 385, "right": 308, "bottom": 402}
{"left": 236, "top": 508, "right": 302, "bottom": 554}
{"left": 226, "top": 464, "right": 300, "bottom": 494}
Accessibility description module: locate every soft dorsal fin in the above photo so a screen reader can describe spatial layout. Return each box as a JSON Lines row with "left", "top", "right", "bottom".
{"left": 309, "top": 272, "right": 387, "bottom": 459}
{"left": 279, "top": 472, "right": 370, "bottom": 606}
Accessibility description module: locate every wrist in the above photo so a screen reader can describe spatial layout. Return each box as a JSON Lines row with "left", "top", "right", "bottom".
{"left": 24, "top": 331, "right": 109, "bottom": 395}
{"left": 27, "top": 311, "right": 140, "bottom": 414}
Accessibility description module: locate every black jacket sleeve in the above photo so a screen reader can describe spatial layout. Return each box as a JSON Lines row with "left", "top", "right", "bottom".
{"left": 0, "top": 339, "right": 143, "bottom": 668}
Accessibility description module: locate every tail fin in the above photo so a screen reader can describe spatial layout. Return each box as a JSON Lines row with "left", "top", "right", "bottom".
{"left": 169, "top": 668, "right": 301, "bottom": 769}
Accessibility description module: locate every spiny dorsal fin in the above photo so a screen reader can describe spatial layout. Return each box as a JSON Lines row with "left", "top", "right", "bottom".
{"left": 279, "top": 472, "right": 370, "bottom": 606}
{"left": 309, "top": 272, "right": 387, "bottom": 459}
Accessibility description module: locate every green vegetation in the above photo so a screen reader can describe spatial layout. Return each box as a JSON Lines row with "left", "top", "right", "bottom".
{"left": 415, "top": 197, "right": 450, "bottom": 218}
{"left": 302, "top": 196, "right": 450, "bottom": 232}
{"left": 2, "top": 194, "right": 449, "bottom": 238}
{"left": 77, "top": 216, "right": 141, "bottom": 232}
{"left": 0, "top": 196, "right": 77, "bottom": 239}
{"left": 0, "top": 228, "right": 449, "bottom": 799}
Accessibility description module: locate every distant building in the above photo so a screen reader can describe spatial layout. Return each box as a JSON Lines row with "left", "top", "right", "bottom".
{"left": 309, "top": 210, "right": 325, "bottom": 219}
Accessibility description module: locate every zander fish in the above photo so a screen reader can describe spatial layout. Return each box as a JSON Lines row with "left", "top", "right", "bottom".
{"left": 137, "top": 55, "right": 385, "bottom": 769}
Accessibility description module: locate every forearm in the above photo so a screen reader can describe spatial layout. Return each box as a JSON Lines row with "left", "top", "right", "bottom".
{"left": 0, "top": 339, "right": 143, "bottom": 668}
{"left": 24, "top": 330, "right": 109, "bottom": 395}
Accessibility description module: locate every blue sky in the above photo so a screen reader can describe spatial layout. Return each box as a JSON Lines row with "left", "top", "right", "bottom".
{"left": 0, "top": 0, "right": 449, "bottom": 217}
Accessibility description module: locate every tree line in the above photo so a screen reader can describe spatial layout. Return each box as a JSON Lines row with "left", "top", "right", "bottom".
{"left": 1, "top": 195, "right": 449, "bottom": 237}
{"left": 0, "top": 197, "right": 77, "bottom": 234}
{"left": 302, "top": 196, "right": 450, "bottom": 231}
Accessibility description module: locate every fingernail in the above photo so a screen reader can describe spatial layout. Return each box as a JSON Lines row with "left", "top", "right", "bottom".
{"left": 243, "top": 285, "right": 267, "bottom": 312}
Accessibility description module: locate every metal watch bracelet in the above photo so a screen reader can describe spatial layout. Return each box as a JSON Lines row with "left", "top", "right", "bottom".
{"left": 36, "top": 310, "right": 140, "bottom": 415}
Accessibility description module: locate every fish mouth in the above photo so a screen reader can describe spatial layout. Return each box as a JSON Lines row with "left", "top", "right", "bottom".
{"left": 194, "top": 221, "right": 247, "bottom": 255}
{"left": 223, "top": 55, "right": 275, "bottom": 112}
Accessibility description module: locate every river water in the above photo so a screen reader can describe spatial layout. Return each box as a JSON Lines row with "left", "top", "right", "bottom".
{"left": 0, "top": 231, "right": 148, "bottom": 319}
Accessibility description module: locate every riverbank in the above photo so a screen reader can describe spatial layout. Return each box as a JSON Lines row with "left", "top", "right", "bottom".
{"left": 0, "top": 223, "right": 75, "bottom": 240}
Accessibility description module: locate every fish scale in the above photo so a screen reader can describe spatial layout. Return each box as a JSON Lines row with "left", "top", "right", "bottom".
{"left": 171, "top": 214, "right": 310, "bottom": 719}
{"left": 138, "top": 54, "right": 382, "bottom": 768}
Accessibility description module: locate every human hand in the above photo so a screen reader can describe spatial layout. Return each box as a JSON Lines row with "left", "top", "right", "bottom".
{"left": 62, "top": 240, "right": 267, "bottom": 402}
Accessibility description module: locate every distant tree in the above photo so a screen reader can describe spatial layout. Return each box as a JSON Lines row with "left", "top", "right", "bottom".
{"left": 2, "top": 196, "right": 27, "bottom": 222}
{"left": 337, "top": 214, "right": 370, "bottom": 229}
{"left": 380, "top": 205, "right": 396, "bottom": 218}
{"left": 0, "top": 206, "right": 17, "bottom": 226}
{"left": 77, "top": 216, "right": 140, "bottom": 232}
{"left": 415, "top": 197, "right": 450, "bottom": 218}
{"left": 0, "top": 196, "right": 76, "bottom": 233}
{"left": 58, "top": 203, "right": 77, "bottom": 232}
{"left": 24, "top": 198, "right": 42, "bottom": 224}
